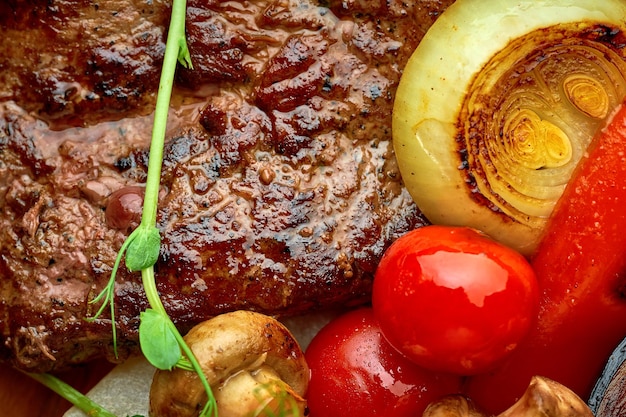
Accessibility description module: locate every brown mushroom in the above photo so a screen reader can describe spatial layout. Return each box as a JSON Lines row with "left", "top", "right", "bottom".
{"left": 422, "top": 394, "right": 484, "bottom": 417}
{"left": 498, "top": 376, "right": 594, "bottom": 417}
{"left": 149, "top": 310, "right": 309, "bottom": 417}
{"left": 423, "top": 376, "right": 593, "bottom": 417}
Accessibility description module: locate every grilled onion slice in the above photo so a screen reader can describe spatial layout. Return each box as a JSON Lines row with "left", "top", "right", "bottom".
{"left": 393, "top": 0, "right": 626, "bottom": 255}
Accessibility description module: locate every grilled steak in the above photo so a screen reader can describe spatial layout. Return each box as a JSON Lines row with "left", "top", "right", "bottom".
{"left": 0, "top": 0, "right": 452, "bottom": 372}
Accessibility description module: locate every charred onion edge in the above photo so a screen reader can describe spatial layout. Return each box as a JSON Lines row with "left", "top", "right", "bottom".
{"left": 392, "top": 0, "right": 626, "bottom": 255}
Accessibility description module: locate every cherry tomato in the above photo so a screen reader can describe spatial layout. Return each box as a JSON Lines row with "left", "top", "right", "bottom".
{"left": 305, "top": 308, "right": 462, "bottom": 417}
{"left": 372, "top": 225, "right": 539, "bottom": 375}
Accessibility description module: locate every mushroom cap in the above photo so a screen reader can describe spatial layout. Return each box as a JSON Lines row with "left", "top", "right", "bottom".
{"left": 423, "top": 376, "right": 594, "bottom": 417}
{"left": 149, "top": 310, "right": 309, "bottom": 417}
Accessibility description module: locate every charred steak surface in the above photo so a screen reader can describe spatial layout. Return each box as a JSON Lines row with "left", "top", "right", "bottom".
{"left": 0, "top": 0, "right": 452, "bottom": 371}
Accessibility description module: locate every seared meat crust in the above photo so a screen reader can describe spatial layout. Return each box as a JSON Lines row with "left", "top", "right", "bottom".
{"left": 0, "top": 0, "right": 452, "bottom": 371}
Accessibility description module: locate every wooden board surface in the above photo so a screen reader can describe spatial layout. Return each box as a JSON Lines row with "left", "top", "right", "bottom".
{"left": 0, "top": 361, "right": 115, "bottom": 417}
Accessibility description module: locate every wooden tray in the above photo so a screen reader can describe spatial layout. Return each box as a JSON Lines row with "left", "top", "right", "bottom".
{"left": 0, "top": 361, "right": 114, "bottom": 417}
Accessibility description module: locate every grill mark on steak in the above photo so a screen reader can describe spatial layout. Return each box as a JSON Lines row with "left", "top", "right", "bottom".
{"left": 0, "top": 0, "right": 453, "bottom": 371}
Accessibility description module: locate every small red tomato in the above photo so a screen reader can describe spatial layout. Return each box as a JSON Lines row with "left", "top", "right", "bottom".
{"left": 372, "top": 225, "right": 539, "bottom": 376}
{"left": 305, "top": 308, "right": 462, "bottom": 417}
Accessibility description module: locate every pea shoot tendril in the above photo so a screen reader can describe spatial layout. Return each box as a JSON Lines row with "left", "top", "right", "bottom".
{"left": 29, "top": 0, "right": 218, "bottom": 416}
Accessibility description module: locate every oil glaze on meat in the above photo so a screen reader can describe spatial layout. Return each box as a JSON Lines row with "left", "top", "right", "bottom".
{"left": 0, "top": 0, "right": 452, "bottom": 372}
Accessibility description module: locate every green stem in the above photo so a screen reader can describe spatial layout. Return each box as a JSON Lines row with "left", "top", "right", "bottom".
{"left": 141, "top": 266, "right": 168, "bottom": 316}
{"left": 29, "top": 2, "right": 205, "bottom": 417}
{"left": 138, "top": 0, "right": 216, "bottom": 414}
{"left": 142, "top": 267, "right": 217, "bottom": 417}
{"left": 173, "top": 322, "right": 218, "bottom": 416}
{"left": 24, "top": 372, "right": 118, "bottom": 417}
{"left": 141, "top": 0, "right": 188, "bottom": 227}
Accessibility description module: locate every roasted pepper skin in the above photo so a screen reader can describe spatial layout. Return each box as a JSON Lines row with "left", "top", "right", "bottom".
{"left": 464, "top": 103, "right": 626, "bottom": 414}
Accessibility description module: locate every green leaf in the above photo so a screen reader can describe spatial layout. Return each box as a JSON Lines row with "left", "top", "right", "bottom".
{"left": 125, "top": 226, "right": 161, "bottom": 271}
{"left": 139, "top": 309, "right": 181, "bottom": 370}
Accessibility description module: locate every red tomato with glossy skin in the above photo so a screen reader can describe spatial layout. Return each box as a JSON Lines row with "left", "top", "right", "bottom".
{"left": 305, "top": 308, "right": 462, "bottom": 417}
{"left": 372, "top": 225, "right": 539, "bottom": 376}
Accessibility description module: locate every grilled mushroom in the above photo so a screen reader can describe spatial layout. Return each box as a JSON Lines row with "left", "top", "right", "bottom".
{"left": 149, "top": 310, "right": 309, "bottom": 417}
{"left": 424, "top": 376, "right": 593, "bottom": 417}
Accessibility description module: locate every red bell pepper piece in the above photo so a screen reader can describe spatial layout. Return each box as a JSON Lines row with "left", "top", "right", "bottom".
{"left": 465, "top": 102, "right": 626, "bottom": 414}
